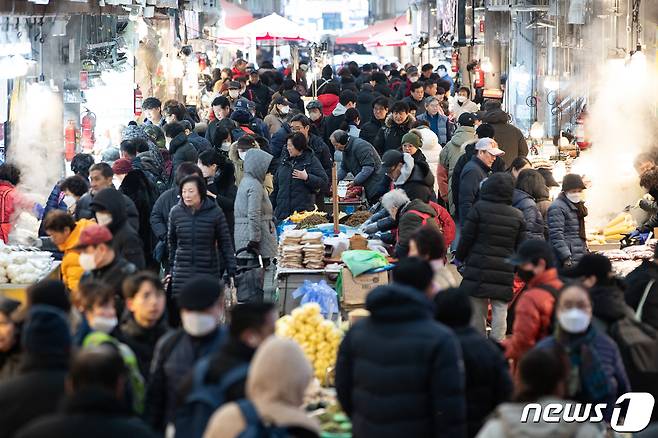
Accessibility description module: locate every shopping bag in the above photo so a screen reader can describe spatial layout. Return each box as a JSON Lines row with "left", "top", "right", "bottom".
{"left": 234, "top": 247, "right": 265, "bottom": 303}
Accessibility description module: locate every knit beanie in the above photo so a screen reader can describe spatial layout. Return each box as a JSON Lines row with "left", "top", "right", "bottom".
{"left": 177, "top": 275, "right": 223, "bottom": 311}
{"left": 27, "top": 279, "right": 71, "bottom": 313}
{"left": 401, "top": 131, "right": 423, "bottom": 149}
{"left": 21, "top": 305, "right": 71, "bottom": 356}
{"left": 112, "top": 158, "right": 133, "bottom": 176}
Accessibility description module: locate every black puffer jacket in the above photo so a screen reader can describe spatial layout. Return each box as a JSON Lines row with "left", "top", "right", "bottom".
{"left": 456, "top": 173, "right": 526, "bottom": 301}
{"left": 149, "top": 187, "right": 179, "bottom": 265}
{"left": 168, "top": 133, "right": 198, "bottom": 183}
{"left": 273, "top": 149, "right": 328, "bottom": 221}
{"left": 119, "top": 314, "right": 170, "bottom": 380}
{"left": 76, "top": 191, "right": 140, "bottom": 233}
{"left": 90, "top": 188, "right": 145, "bottom": 269}
{"left": 359, "top": 117, "right": 384, "bottom": 146}
{"left": 480, "top": 105, "right": 528, "bottom": 168}
{"left": 335, "top": 284, "right": 466, "bottom": 438}
{"left": 512, "top": 189, "right": 546, "bottom": 241}
{"left": 168, "top": 197, "right": 236, "bottom": 296}
{"left": 590, "top": 283, "right": 636, "bottom": 333}
{"left": 624, "top": 261, "right": 658, "bottom": 331}
{"left": 373, "top": 114, "right": 415, "bottom": 154}
{"left": 207, "top": 160, "right": 238, "bottom": 238}
{"left": 118, "top": 170, "right": 157, "bottom": 263}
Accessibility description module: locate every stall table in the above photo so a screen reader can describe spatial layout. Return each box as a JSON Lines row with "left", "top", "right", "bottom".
{"left": 0, "top": 261, "right": 61, "bottom": 303}
{"left": 276, "top": 265, "right": 342, "bottom": 315}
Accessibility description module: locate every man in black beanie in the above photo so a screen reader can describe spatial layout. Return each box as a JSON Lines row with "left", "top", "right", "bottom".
{"left": 144, "top": 275, "right": 226, "bottom": 433}
{"left": 0, "top": 305, "right": 71, "bottom": 438}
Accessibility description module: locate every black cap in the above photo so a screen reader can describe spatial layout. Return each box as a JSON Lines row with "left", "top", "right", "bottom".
{"left": 177, "top": 276, "right": 223, "bottom": 310}
{"left": 562, "top": 174, "right": 586, "bottom": 191}
{"left": 562, "top": 254, "right": 612, "bottom": 281}
{"left": 22, "top": 305, "right": 71, "bottom": 356}
{"left": 406, "top": 66, "right": 419, "bottom": 75}
{"left": 457, "top": 112, "right": 476, "bottom": 127}
{"left": 380, "top": 150, "right": 404, "bottom": 171}
{"left": 227, "top": 81, "right": 241, "bottom": 89}
{"left": 272, "top": 96, "right": 290, "bottom": 106}
{"left": 507, "top": 240, "right": 555, "bottom": 266}
{"left": 27, "top": 279, "right": 71, "bottom": 313}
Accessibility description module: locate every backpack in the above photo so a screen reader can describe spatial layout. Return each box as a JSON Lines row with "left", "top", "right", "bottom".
{"left": 506, "top": 284, "right": 559, "bottom": 336}
{"left": 232, "top": 125, "right": 256, "bottom": 142}
{"left": 407, "top": 202, "right": 444, "bottom": 232}
{"left": 236, "top": 399, "right": 289, "bottom": 438}
{"left": 174, "top": 359, "right": 250, "bottom": 438}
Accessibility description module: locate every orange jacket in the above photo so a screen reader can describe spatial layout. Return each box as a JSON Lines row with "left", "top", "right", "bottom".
{"left": 58, "top": 219, "right": 95, "bottom": 294}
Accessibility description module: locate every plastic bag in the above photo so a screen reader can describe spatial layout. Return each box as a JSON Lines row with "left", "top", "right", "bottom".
{"left": 341, "top": 250, "right": 388, "bottom": 277}
{"left": 292, "top": 280, "right": 338, "bottom": 318}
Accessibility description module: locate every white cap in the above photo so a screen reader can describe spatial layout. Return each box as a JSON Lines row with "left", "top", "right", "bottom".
{"left": 475, "top": 137, "right": 505, "bottom": 156}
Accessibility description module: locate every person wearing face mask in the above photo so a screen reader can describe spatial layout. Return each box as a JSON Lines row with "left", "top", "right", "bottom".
{"left": 450, "top": 87, "right": 479, "bottom": 119}
{"left": 59, "top": 175, "right": 90, "bottom": 216}
{"left": 394, "top": 65, "right": 420, "bottom": 100}
{"left": 305, "top": 100, "right": 326, "bottom": 139}
{"left": 77, "top": 281, "right": 146, "bottom": 415}
{"left": 198, "top": 149, "right": 237, "bottom": 237}
{"left": 43, "top": 210, "right": 95, "bottom": 296}
{"left": 536, "top": 283, "right": 631, "bottom": 422}
{"left": 409, "top": 225, "right": 461, "bottom": 293}
{"left": 263, "top": 96, "right": 290, "bottom": 136}
{"left": 229, "top": 135, "right": 274, "bottom": 195}
{"left": 145, "top": 276, "right": 227, "bottom": 433}
{"left": 225, "top": 81, "right": 242, "bottom": 108}
{"left": 165, "top": 122, "right": 199, "bottom": 184}
{"left": 90, "top": 187, "right": 145, "bottom": 270}
{"left": 503, "top": 240, "right": 563, "bottom": 368}
{"left": 547, "top": 174, "right": 588, "bottom": 268}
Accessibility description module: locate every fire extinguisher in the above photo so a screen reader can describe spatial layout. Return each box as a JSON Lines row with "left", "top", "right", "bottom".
{"left": 64, "top": 120, "right": 78, "bottom": 161}
{"left": 134, "top": 86, "right": 143, "bottom": 118}
{"left": 474, "top": 64, "right": 485, "bottom": 88}
{"left": 80, "top": 109, "right": 96, "bottom": 153}
{"left": 451, "top": 51, "right": 459, "bottom": 73}
{"left": 575, "top": 110, "right": 590, "bottom": 150}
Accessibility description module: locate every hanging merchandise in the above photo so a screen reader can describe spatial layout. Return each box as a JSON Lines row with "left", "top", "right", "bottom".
{"left": 134, "top": 86, "right": 143, "bottom": 117}
{"left": 474, "top": 64, "right": 485, "bottom": 88}
{"left": 575, "top": 110, "right": 590, "bottom": 150}
{"left": 451, "top": 51, "right": 459, "bottom": 72}
{"left": 80, "top": 109, "right": 96, "bottom": 152}
{"left": 64, "top": 120, "right": 78, "bottom": 161}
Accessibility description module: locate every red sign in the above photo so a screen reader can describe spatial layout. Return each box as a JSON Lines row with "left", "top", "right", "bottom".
{"left": 79, "top": 71, "right": 88, "bottom": 90}
{"left": 479, "top": 20, "right": 485, "bottom": 33}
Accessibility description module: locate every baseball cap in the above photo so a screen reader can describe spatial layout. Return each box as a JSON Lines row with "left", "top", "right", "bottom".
{"left": 406, "top": 66, "right": 419, "bottom": 75}
{"left": 380, "top": 149, "right": 404, "bottom": 173}
{"left": 457, "top": 112, "right": 477, "bottom": 127}
{"left": 306, "top": 100, "right": 322, "bottom": 111}
{"left": 562, "top": 254, "right": 612, "bottom": 281}
{"left": 227, "top": 81, "right": 241, "bottom": 89}
{"left": 74, "top": 224, "right": 113, "bottom": 249}
{"left": 234, "top": 99, "right": 250, "bottom": 112}
{"left": 475, "top": 138, "right": 505, "bottom": 156}
{"left": 507, "top": 240, "right": 554, "bottom": 266}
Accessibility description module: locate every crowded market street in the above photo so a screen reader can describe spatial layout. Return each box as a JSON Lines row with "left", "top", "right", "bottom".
{"left": 0, "top": 0, "right": 656, "bottom": 437}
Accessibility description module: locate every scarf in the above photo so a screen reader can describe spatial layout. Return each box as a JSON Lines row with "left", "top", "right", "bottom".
{"left": 556, "top": 326, "right": 611, "bottom": 403}
{"left": 560, "top": 192, "right": 588, "bottom": 240}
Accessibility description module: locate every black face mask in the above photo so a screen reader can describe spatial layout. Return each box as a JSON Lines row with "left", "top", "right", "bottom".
{"left": 517, "top": 268, "right": 535, "bottom": 283}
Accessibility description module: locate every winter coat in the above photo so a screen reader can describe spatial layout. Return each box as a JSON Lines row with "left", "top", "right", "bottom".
{"left": 168, "top": 197, "right": 236, "bottom": 296}
{"left": 149, "top": 187, "right": 179, "bottom": 261}
{"left": 145, "top": 327, "right": 226, "bottom": 432}
{"left": 417, "top": 112, "right": 448, "bottom": 144}
{"left": 57, "top": 218, "right": 95, "bottom": 293}
{"left": 0, "top": 356, "right": 68, "bottom": 438}
{"left": 188, "top": 132, "right": 212, "bottom": 153}
{"left": 480, "top": 108, "right": 528, "bottom": 167}
{"left": 339, "top": 136, "right": 384, "bottom": 202}
{"left": 502, "top": 268, "right": 562, "bottom": 363}
{"left": 234, "top": 149, "right": 278, "bottom": 259}
{"left": 590, "top": 283, "right": 635, "bottom": 334}
{"left": 390, "top": 153, "right": 436, "bottom": 203}
{"left": 269, "top": 123, "right": 292, "bottom": 165}
{"left": 359, "top": 117, "right": 385, "bottom": 146}
{"left": 356, "top": 90, "right": 374, "bottom": 123}
{"left": 277, "top": 133, "right": 333, "bottom": 184}
{"left": 624, "top": 260, "right": 658, "bottom": 330}
{"left": 263, "top": 107, "right": 287, "bottom": 136}
{"left": 118, "top": 170, "right": 157, "bottom": 261}
{"left": 205, "top": 118, "right": 237, "bottom": 145}
{"left": 323, "top": 103, "right": 349, "bottom": 144}
{"left": 512, "top": 189, "right": 547, "bottom": 240}
{"left": 120, "top": 314, "right": 170, "bottom": 380}
{"left": 76, "top": 191, "right": 140, "bottom": 233}
{"left": 80, "top": 256, "right": 137, "bottom": 305}
{"left": 204, "top": 337, "right": 321, "bottom": 438}
{"left": 14, "top": 388, "right": 158, "bottom": 438}
{"left": 457, "top": 155, "right": 491, "bottom": 226}
{"left": 228, "top": 142, "right": 274, "bottom": 195}
{"left": 317, "top": 93, "right": 339, "bottom": 117}
{"left": 402, "top": 95, "right": 426, "bottom": 116}
{"left": 547, "top": 193, "right": 587, "bottom": 265}
{"left": 273, "top": 149, "right": 328, "bottom": 221}
{"left": 395, "top": 199, "right": 441, "bottom": 259}
{"left": 335, "top": 284, "right": 466, "bottom": 438}
{"left": 456, "top": 173, "right": 526, "bottom": 302}
{"left": 476, "top": 397, "right": 604, "bottom": 438}
{"left": 0, "top": 339, "right": 21, "bottom": 381}
{"left": 440, "top": 126, "right": 475, "bottom": 215}
{"left": 245, "top": 82, "right": 273, "bottom": 118}
{"left": 207, "top": 162, "right": 238, "bottom": 237}
{"left": 90, "top": 188, "right": 145, "bottom": 269}
{"left": 373, "top": 114, "right": 415, "bottom": 154}
{"left": 169, "top": 133, "right": 198, "bottom": 183}
{"left": 450, "top": 99, "right": 479, "bottom": 119}
{"left": 450, "top": 326, "right": 512, "bottom": 438}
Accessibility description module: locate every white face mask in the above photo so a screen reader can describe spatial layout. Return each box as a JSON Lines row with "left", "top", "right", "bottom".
{"left": 221, "top": 141, "right": 231, "bottom": 152}
{"left": 409, "top": 75, "right": 419, "bottom": 83}
{"left": 96, "top": 211, "right": 113, "bottom": 226}
{"left": 78, "top": 253, "right": 97, "bottom": 271}
{"left": 309, "top": 111, "right": 322, "bottom": 122}
{"left": 384, "top": 71, "right": 391, "bottom": 77}
{"left": 279, "top": 105, "right": 290, "bottom": 114}
{"left": 566, "top": 192, "right": 582, "bottom": 204}
{"left": 558, "top": 308, "right": 591, "bottom": 333}
{"left": 181, "top": 312, "right": 217, "bottom": 337}
{"left": 229, "top": 89, "right": 240, "bottom": 99}
{"left": 90, "top": 316, "right": 118, "bottom": 334}
{"left": 457, "top": 95, "right": 467, "bottom": 103}
{"left": 63, "top": 195, "right": 76, "bottom": 207}
{"left": 238, "top": 150, "right": 247, "bottom": 160}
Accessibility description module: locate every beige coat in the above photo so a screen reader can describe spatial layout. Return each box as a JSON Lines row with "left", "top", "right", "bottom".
{"left": 203, "top": 337, "right": 321, "bottom": 438}
{"left": 228, "top": 141, "right": 274, "bottom": 195}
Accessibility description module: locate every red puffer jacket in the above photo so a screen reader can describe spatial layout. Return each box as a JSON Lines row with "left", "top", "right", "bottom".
{"left": 317, "top": 93, "right": 339, "bottom": 116}
{"left": 503, "top": 268, "right": 562, "bottom": 364}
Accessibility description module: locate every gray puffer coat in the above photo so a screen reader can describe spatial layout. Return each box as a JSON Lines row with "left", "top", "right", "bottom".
{"left": 547, "top": 193, "right": 588, "bottom": 265}
{"left": 234, "top": 149, "right": 277, "bottom": 259}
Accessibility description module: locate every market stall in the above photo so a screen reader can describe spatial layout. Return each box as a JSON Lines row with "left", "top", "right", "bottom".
{"left": 0, "top": 243, "right": 61, "bottom": 303}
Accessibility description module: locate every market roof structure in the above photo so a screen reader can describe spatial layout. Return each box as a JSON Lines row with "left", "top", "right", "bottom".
{"left": 236, "top": 13, "right": 307, "bottom": 41}
{"left": 335, "top": 15, "right": 407, "bottom": 45}
{"left": 219, "top": 0, "right": 254, "bottom": 29}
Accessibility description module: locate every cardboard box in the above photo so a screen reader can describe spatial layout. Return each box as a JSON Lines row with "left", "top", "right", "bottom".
{"left": 341, "top": 267, "right": 388, "bottom": 306}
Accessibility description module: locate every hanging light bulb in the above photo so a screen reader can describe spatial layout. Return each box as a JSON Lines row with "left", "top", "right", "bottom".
{"left": 530, "top": 121, "right": 545, "bottom": 140}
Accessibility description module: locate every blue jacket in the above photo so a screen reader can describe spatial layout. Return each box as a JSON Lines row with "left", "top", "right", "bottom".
{"left": 547, "top": 193, "right": 587, "bottom": 264}
{"left": 512, "top": 189, "right": 546, "bottom": 241}
{"left": 458, "top": 156, "right": 490, "bottom": 226}
{"left": 335, "top": 284, "right": 467, "bottom": 438}
{"left": 418, "top": 112, "right": 449, "bottom": 145}
{"left": 187, "top": 132, "right": 212, "bottom": 153}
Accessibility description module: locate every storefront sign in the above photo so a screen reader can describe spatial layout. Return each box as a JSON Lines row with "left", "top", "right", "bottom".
{"left": 79, "top": 71, "right": 88, "bottom": 90}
